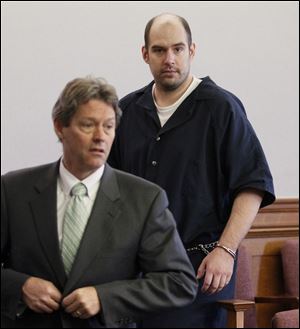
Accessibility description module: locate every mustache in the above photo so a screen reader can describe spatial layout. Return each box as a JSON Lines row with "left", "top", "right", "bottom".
{"left": 161, "top": 67, "right": 178, "bottom": 73}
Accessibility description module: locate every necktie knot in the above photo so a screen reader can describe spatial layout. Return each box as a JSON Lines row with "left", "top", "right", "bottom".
{"left": 71, "top": 183, "right": 87, "bottom": 197}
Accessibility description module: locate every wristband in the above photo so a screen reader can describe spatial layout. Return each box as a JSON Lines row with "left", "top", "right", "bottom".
{"left": 215, "top": 243, "right": 236, "bottom": 260}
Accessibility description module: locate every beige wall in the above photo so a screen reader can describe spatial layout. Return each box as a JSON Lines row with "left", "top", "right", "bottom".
{"left": 1, "top": 1, "right": 299, "bottom": 196}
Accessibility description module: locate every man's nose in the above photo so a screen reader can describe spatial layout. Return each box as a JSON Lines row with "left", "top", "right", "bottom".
{"left": 92, "top": 126, "right": 105, "bottom": 140}
{"left": 164, "top": 49, "right": 175, "bottom": 64}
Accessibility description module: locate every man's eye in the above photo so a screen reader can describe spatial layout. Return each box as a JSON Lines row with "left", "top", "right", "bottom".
{"left": 79, "top": 122, "right": 94, "bottom": 132}
{"left": 82, "top": 123, "right": 93, "bottom": 127}
{"left": 175, "top": 47, "right": 183, "bottom": 53}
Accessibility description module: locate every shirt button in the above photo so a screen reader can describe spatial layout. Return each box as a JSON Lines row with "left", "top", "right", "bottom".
{"left": 152, "top": 161, "right": 157, "bottom": 166}
{"left": 156, "top": 136, "right": 161, "bottom": 141}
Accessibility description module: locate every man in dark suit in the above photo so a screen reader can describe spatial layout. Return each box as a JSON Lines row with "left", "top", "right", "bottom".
{"left": 1, "top": 77, "right": 198, "bottom": 328}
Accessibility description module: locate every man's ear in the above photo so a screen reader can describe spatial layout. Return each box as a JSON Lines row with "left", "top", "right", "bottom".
{"left": 142, "top": 46, "right": 149, "bottom": 64}
{"left": 189, "top": 43, "right": 196, "bottom": 59}
{"left": 54, "top": 119, "right": 64, "bottom": 141}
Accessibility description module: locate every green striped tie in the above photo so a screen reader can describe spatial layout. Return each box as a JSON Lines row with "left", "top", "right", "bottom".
{"left": 61, "top": 183, "right": 89, "bottom": 275}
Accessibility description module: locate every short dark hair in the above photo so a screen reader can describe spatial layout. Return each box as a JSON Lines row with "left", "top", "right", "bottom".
{"left": 52, "top": 76, "right": 122, "bottom": 127}
{"left": 144, "top": 14, "right": 192, "bottom": 49}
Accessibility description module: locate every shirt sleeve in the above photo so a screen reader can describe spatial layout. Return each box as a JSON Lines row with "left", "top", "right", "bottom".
{"left": 212, "top": 97, "right": 275, "bottom": 208}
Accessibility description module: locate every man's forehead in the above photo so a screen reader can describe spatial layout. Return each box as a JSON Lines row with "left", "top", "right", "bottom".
{"left": 149, "top": 22, "right": 188, "bottom": 47}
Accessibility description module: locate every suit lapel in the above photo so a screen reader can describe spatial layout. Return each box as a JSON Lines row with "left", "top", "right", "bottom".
{"left": 30, "top": 162, "right": 67, "bottom": 288}
{"left": 64, "top": 165, "right": 122, "bottom": 293}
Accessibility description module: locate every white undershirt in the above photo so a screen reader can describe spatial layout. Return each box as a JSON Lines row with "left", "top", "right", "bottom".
{"left": 153, "top": 76, "right": 202, "bottom": 127}
{"left": 57, "top": 160, "right": 104, "bottom": 244}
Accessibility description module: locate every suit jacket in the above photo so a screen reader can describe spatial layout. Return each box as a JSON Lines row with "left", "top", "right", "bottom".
{"left": 1, "top": 162, "right": 197, "bottom": 328}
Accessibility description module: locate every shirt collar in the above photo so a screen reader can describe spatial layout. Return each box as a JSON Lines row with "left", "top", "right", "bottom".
{"left": 153, "top": 76, "right": 202, "bottom": 111}
{"left": 58, "top": 159, "right": 104, "bottom": 197}
{"left": 138, "top": 76, "right": 216, "bottom": 108}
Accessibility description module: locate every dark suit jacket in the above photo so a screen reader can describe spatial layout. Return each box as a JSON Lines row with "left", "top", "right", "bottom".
{"left": 1, "top": 162, "right": 197, "bottom": 328}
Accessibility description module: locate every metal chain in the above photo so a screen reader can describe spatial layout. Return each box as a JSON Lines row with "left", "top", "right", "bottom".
{"left": 186, "top": 241, "right": 218, "bottom": 254}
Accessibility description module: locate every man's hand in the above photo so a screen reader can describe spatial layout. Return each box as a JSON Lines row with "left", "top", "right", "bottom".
{"left": 62, "top": 287, "right": 101, "bottom": 319}
{"left": 22, "top": 277, "right": 62, "bottom": 313}
{"left": 196, "top": 247, "right": 234, "bottom": 294}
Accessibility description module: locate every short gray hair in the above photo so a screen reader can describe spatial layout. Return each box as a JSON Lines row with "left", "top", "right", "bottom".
{"left": 52, "top": 76, "right": 122, "bottom": 127}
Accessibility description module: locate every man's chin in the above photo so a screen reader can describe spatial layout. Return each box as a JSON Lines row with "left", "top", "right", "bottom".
{"left": 159, "top": 78, "right": 183, "bottom": 91}
{"left": 162, "top": 82, "right": 181, "bottom": 91}
{"left": 87, "top": 159, "right": 106, "bottom": 170}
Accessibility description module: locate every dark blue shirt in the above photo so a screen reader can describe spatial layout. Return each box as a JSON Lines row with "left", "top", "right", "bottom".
{"left": 109, "top": 77, "right": 275, "bottom": 245}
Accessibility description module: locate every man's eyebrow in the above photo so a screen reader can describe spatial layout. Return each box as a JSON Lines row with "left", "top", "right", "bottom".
{"left": 151, "top": 44, "right": 165, "bottom": 49}
{"left": 173, "top": 42, "right": 186, "bottom": 47}
{"left": 105, "top": 117, "right": 116, "bottom": 122}
{"left": 151, "top": 42, "right": 186, "bottom": 49}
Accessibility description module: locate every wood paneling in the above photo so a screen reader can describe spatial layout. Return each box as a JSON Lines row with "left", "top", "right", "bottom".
{"left": 247, "top": 198, "right": 299, "bottom": 238}
{"left": 241, "top": 198, "right": 299, "bottom": 327}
